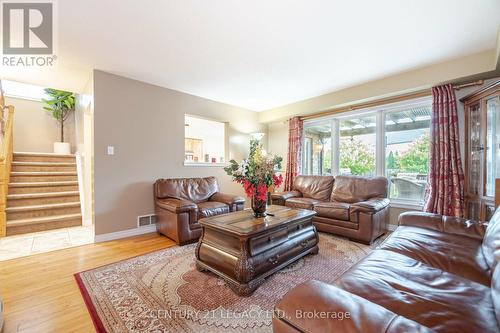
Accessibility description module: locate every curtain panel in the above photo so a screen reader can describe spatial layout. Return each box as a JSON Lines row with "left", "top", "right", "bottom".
{"left": 424, "top": 84, "right": 465, "bottom": 217}
{"left": 284, "top": 117, "right": 303, "bottom": 191}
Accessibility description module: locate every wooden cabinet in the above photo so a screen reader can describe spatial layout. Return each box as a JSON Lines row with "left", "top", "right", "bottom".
{"left": 184, "top": 138, "right": 203, "bottom": 162}
{"left": 462, "top": 80, "right": 500, "bottom": 221}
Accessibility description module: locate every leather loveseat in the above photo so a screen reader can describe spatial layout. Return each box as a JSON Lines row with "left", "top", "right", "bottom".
{"left": 154, "top": 176, "right": 245, "bottom": 245}
{"left": 273, "top": 206, "right": 500, "bottom": 333}
{"left": 271, "top": 175, "right": 389, "bottom": 244}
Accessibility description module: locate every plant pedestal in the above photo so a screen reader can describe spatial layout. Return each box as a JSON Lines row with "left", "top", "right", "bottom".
{"left": 53, "top": 142, "right": 71, "bottom": 154}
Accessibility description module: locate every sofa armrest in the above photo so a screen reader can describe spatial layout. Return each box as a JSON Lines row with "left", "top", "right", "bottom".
{"left": 350, "top": 198, "right": 390, "bottom": 213}
{"left": 210, "top": 192, "right": 245, "bottom": 206}
{"left": 273, "top": 280, "right": 432, "bottom": 333}
{"left": 398, "top": 211, "right": 487, "bottom": 240}
{"left": 271, "top": 191, "right": 302, "bottom": 201}
{"left": 156, "top": 198, "right": 197, "bottom": 213}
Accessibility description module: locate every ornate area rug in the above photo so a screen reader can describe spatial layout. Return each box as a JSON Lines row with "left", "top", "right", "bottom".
{"left": 75, "top": 233, "right": 373, "bottom": 333}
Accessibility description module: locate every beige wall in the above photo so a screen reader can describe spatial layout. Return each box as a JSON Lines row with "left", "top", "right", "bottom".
{"left": 93, "top": 70, "right": 266, "bottom": 235}
{"left": 259, "top": 50, "right": 498, "bottom": 123}
{"left": 6, "top": 96, "right": 76, "bottom": 153}
{"left": 267, "top": 121, "right": 288, "bottom": 168}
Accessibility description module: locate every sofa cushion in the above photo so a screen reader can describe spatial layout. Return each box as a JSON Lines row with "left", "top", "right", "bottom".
{"left": 154, "top": 177, "right": 219, "bottom": 203}
{"left": 285, "top": 197, "right": 320, "bottom": 210}
{"left": 331, "top": 175, "right": 387, "bottom": 203}
{"left": 293, "top": 175, "right": 334, "bottom": 201}
{"left": 491, "top": 262, "right": 500, "bottom": 327}
{"left": 314, "top": 202, "right": 350, "bottom": 221}
{"left": 274, "top": 280, "right": 433, "bottom": 333}
{"left": 197, "top": 201, "right": 229, "bottom": 219}
{"left": 380, "top": 225, "right": 490, "bottom": 286}
{"left": 336, "top": 249, "right": 498, "bottom": 333}
{"left": 482, "top": 207, "right": 500, "bottom": 272}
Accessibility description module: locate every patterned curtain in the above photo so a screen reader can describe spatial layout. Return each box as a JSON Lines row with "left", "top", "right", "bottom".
{"left": 284, "top": 117, "right": 303, "bottom": 191}
{"left": 424, "top": 84, "right": 465, "bottom": 217}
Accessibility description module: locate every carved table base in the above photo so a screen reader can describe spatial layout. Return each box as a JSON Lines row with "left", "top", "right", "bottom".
{"left": 195, "top": 206, "right": 318, "bottom": 296}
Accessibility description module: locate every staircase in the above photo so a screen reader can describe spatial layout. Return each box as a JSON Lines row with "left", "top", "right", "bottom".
{"left": 6, "top": 152, "right": 82, "bottom": 235}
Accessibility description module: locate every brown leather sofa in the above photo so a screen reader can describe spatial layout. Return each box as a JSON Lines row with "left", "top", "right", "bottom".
{"left": 271, "top": 175, "right": 389, "bottom": 244}
{"left": 154, "top": 176, "right": 245, "bottom": 245}
{"left": 273, "top": 207, "right": 500, "bottom": 333}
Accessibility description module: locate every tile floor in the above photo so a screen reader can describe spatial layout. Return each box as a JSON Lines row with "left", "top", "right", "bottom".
{"left": 0, "top": 225, "right": 94, "bottom": 261}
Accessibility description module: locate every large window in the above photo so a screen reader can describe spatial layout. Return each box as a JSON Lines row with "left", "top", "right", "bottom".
{"left": 302, "top": 97, "right": 432, "bottom": 204}
{"left": 184, "top": 115, "right": 226, "bottom": 164}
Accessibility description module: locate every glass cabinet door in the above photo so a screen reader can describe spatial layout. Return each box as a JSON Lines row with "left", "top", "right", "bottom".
{"left": 486, "top": 96, "right": 500, "bottom": 197}
{"left": 464, "top": 84, "right": 500, "bottom": 222}
{"left": 467, "top": 103, "right": 482, "bottom": 220}
{"left": 469, "top": 103, "right": 481, "bottom": 196}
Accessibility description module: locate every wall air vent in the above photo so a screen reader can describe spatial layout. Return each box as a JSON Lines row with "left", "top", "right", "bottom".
{"left": 137, "top": 214, "right": 157, "bottom": 227}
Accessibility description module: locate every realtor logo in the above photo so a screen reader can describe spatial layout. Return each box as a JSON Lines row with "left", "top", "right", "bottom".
{"left": 2, "top": 2, "right": 53, "bottom": 54}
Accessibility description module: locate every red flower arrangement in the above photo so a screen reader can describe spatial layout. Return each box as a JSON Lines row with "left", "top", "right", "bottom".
{"left": 224, "top": 139, "right": 283, "bottom": 217}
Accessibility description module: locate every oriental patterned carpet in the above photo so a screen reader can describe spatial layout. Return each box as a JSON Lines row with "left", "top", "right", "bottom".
{"left": 75, "top": 233, "right": 377, "bottom": 333}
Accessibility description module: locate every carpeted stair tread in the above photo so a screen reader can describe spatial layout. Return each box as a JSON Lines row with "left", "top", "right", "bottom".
{"left": 6, "top": 213, "right": 82, "bottom": 227}
{"left": 9, "top": 181, "right": 78, "bottom": 187}
{"left": 7, "top": 191, "right": 80, "bottom": 199}
{"left": 6, "top": 201, "right": 80, "bottom": 212}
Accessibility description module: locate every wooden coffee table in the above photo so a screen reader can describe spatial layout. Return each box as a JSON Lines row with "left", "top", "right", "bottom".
{"left": 195, "top": 205, "right": 318, "bottom": 296}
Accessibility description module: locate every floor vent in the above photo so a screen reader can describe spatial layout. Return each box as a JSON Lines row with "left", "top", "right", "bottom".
{"left": 137, "top": 214, "right": 156, "bottom": 227}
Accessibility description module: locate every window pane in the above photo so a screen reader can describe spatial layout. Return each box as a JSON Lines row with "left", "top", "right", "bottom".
{"left": 385, "top": 105, "right": 431, "bottom": 202}
{"left": 339, "top": 115, "right": 376, "bottom": 176}
{"left": 303, "top": 123, "right": 332, "bottom": 175}
{"left": 1, "top": 80, "right": 46, "bottom": 100}
{"left": 469, "top": 103, "right": 481, "bottom": 195}
{"left": 184, "top": 115, "right": 225, "bottom": 163}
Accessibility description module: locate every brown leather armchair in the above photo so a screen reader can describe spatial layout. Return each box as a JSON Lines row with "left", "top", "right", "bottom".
{"left": 154, "top": 176, "right": 245, "bottom": 245}
{"left": 271, "top": 175, "right": 389, "bottom": 244}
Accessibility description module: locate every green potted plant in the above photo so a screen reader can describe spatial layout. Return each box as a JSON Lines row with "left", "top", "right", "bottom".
{"left": 42, "top": 88, "right": 75, "bottom": 154}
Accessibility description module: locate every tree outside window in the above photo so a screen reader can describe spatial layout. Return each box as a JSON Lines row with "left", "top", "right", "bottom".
{"left": 339, "top": 137, "right": 375, "bottom": 176}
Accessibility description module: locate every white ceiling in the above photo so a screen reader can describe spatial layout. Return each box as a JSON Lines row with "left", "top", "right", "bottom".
{"left": 2, "top": 0, "right": 500, "bottom": 111}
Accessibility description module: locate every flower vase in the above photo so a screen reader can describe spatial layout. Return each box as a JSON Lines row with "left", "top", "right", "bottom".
{"left": 251, "top": 195, "right": 267, "bottom": 218}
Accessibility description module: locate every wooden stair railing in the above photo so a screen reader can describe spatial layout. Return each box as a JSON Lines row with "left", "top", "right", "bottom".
{"left": 0, "top": 84, "right": 14, "bottom": 237}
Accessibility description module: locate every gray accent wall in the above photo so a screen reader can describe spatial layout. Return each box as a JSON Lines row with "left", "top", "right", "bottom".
{"left": 93, "top": 70, "right": 266, "bottom": 235}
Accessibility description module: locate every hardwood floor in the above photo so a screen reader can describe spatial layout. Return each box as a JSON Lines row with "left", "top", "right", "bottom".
{"left": 0, "top": 232, "right": 176, "bottom": 332}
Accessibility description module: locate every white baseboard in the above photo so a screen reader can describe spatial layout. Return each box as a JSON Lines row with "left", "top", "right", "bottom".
{"left": 94, "top": 224, "right": 157, "bottom": 243}
{"left": 387, "top": 224, "right": 398, "bottom": 231}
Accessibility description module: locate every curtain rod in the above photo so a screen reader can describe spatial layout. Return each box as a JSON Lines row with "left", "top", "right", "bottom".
{"left": 300, "top": 79, "right": 485, "bottom": 121}
{"left": 300, "top": 90, "right": 431, "bottom": 121}
{"left": 453, "top": 80, "right": 484, "bottom": 90}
